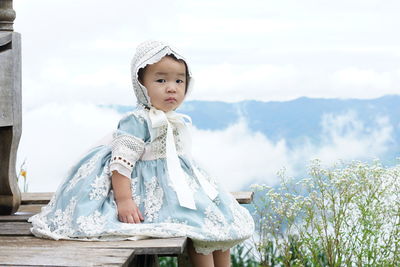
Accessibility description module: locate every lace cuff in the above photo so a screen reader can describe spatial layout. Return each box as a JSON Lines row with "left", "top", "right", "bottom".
{"left": 109, "top": 163, "right": 132, "bottom": 178}
{"left": 110, "top": 134, "right": 145, "bottom": 177}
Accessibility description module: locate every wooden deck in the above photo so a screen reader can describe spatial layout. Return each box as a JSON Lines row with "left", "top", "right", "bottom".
{"left": 0, "top": 192, "right": 253, "bottom": 266}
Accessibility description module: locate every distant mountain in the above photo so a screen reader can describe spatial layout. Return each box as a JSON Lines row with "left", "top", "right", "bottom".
{"left": 106, "top": 95, "right": 400, "bottom": 165}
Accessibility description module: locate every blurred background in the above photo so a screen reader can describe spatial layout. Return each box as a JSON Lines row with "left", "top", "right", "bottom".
{"left": 14, "top": 0, "right": 400, "bottom": 192}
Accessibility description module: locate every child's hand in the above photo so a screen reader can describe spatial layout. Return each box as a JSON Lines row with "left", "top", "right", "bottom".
{"left": 116, "top": 198, "right": 144, "bottom": 224}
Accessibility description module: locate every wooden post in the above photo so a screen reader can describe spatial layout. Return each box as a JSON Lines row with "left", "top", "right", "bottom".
{"left": 0, "top": 0, "right": 22, "bottom": 215}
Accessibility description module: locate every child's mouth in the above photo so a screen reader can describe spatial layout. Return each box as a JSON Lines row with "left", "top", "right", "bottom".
{"left": 165, "top": 97, "right": 177, "bottom": 102}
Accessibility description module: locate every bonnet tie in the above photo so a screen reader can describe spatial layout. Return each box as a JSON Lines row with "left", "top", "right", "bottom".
{"left": 149, "top": 108, "right": 218, "bottom": 209}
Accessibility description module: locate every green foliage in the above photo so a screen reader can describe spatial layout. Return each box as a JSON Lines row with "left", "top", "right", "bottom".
{"left": 231, "top": 242, "right": 259, "bottom": 267}
{"left": 251, "top": 159, "right": 400, "bottom": 266}
{"left": 159, "top": 256, "right": 177, "bottom": 267}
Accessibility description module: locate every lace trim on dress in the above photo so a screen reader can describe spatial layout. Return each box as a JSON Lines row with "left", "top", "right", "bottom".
{"left": 193, "top": 239, "right": 248, "bottom": 255}
{"left": 67, "top": 152, "right": 103, "bottom": 192}
{"left": 110, "top": 134, "right": 144, "bottom": 177}
{"left": 229, "top": 203, "right": 255, "bottom": 241}
{"left": 49, "top": 197, "right": 78, "bottom": 237}
{"left": 144, "top": 176, "right": 164, "bottom": 222}
{"left": 77, "top": 211, "right": 107, "bottom": 236}
{"left": 89, "top": 165, "right": 111, "bottom": 201}
{"left": 131, "top": 177, "right": 141, "bottom": 205}
{"left": 150, "top": 124, "right": 185, "bottom": 159}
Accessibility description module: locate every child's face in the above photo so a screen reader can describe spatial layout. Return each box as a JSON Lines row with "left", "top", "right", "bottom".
{"left": 141, "top": 56, "right": 187, "bottom": 112}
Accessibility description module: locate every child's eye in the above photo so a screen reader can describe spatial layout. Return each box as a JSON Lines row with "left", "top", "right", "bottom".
{"left": 176, "top": 79, "right": 185, "bottom": 84}
{"left": 156, "top": 79, "right": 166, "bottom": 83}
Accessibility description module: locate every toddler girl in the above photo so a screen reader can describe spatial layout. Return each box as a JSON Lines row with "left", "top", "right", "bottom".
{"left": 29, "top": 40, "right": 254, "bottom": 266}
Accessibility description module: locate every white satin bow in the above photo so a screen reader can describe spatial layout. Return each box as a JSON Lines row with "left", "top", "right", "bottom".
{"left": 149, "top": 108, "right": 218, "bottom": 210}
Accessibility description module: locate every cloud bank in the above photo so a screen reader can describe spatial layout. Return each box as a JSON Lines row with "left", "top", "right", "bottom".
{"left": 14, "top": 0, "right": 400, "bottom": 105}
{"left": 18, "top": 105, "right": 393, "bottom": 192}
{"left": 192, "top": 111, "right": 393, "bottom": 191}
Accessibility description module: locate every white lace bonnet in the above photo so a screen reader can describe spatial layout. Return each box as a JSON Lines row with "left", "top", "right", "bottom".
{"left": 131, "top": 40, "right": 193, "bottom": 107}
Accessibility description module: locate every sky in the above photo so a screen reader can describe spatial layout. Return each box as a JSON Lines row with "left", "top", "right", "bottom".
{"left": 10, "top": 0, "right": 400, "bottom": 192}
{"left": 14, "top": 0, "right": 400, "bottom": 106}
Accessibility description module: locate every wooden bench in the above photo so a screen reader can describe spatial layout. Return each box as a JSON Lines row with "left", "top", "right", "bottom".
{"left": 0, "top": 192, "right": 253, "bottom": 266}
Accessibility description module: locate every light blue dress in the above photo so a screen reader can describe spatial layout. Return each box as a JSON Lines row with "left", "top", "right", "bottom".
{"left": 29, "top": 107, "right": 254, "bottom": 254}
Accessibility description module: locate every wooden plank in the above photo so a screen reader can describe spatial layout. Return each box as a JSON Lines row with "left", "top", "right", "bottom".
{"left": 0, "top": 221, "right": 31, "bottom": 236}
{"left": 21, "top": 192, "right": 53, "bottom": 204}
{"left": 0, "top": 211, "right": 35, "bottom": 222}
{"left": 231, "top": 191, "right": 254, "bottom": 204}
{"left": 17, "top": 204, "right": 43, "bottom": 213}
{"left": 0, "top": 246, "right": 135, "bottom": 266}
{"left": 21, "top": 191, "right": 254, "bottom": 205}
{"left": 0, "top": 236, "right": 188, "bottom": 255}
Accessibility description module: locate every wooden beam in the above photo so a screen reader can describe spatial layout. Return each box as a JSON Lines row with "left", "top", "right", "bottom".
{"left": 0, "top": 246, "right": 136, "bottom": 266}
{"left": 0, "top": 221, "right": 31, "bottom": 236}
{"left": 21, "top": 192, "right": 53, "bottom": 204}
{"left": 0, "top": 236, "right": 187, "bottom": 256}
{"left": 231, "top": 191, "right": 254, "bottom": 204}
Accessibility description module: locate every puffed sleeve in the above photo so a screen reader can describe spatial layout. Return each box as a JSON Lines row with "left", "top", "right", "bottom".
{"left": 109, "top": 113, "right": 150, "bottom": 178}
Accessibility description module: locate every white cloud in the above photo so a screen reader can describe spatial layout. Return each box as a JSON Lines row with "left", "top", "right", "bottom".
{"left": 316, "top": 112, "right": 393, "bottom": 164}
{"left": 191, "top": 63, "right": 302, "bottom": 102}
{"left": 13, "top": 0, "right": 400, "bottom": 104}
{"left": 17, "top": 105, "right": 393, "bottom": 193}
{"left": 191, "top": 120, "right": 291, "bottom": 191}
{"left": 330, "top": 67, "right": 400, "bottom": 98}
{"left": 17, "top": 103, "right": 121, "bottom": 192}
{"left": 191, "top": 112, "right": 393, "bottom": 191}
{"left": 9, "top": 0, "right": 399, "bottom": 192}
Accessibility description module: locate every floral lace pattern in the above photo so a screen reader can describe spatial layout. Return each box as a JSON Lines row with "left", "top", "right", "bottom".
{"left": 77, "top": 211, "right": 107, "bottom": 236}
{"left": 229, "top": 203, "right": 254, "bottom": 238}
{"left": 173, "top": 127, "right": 183, "bottom": 152}
{"left": 151, "top": 124, "right": 184, "bottom": 159}
{"left": 67, "top": 153, "right": 102, "bottom": 191}
{"left": 185, "top": 172, "right": 200, "bottom": 192}
{"left": 212, "top": 196, "right": 221, "bottom": 206}
{"left": 164, "top": 216, "right": 189, "bottom": 225}
{"left": 110, "top": 133, "right": 144, "bottom": 177}
{"left": 89, "top": 165, "right": 111, "bottom": 201}
{"left": 203, "top": 205, "right": 229, "bottom": 240}
{"left": 144, "top": 176, "right": 164, "bottom": 222}
{"left": 49, "top": 197, "right": 77, "bottom": 236}
{"left": 131, "top": 177, "right": 141, "bottom": 205}
{"left": 28, "top": 102, "right": 255, "bottom": 254}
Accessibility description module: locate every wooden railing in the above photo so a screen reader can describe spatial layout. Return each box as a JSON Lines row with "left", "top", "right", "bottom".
{"left": 0, "top": 0, "right": 22, "bottom": 215}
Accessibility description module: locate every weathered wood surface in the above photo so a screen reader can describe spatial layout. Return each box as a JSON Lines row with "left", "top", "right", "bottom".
{"left": 0, "top": 246, "right": 136, "bottom": 266}
{"left": 17, "top": 203, "right": 43, "bottom": 213}
{"left": 0, "top": 192, "right": 253, "bottom": 266}
{"left": 0, "top": 211, "right": 34, "bottom": 222}
{"left": 0, "top": 236, "right": 187, "bottom": 256}
{"left": 232, "top": 191, "right": 254, "bottom": 204}
{"left": 22, "top": 192, "right": 53, "bottom": 204}
{"left": 0, "top": 221, "right": 31, "bottom": 235}
{"left": 0, "top": 3, "right": 22, "bottom": 214}
{"left": 0, "top": 0, "right": 16, "bottom": 31}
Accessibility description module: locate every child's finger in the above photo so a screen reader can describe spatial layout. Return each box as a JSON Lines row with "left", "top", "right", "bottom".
{"left": 119, "top": 215, "right": 126, "bottom": 223}
{"left": 138, "top": 210, "right": 144, "bottom": 221}
{"left": 132, "top": 212, "right": 141, "bottom": 224}
{"left": 126, "top": 215, "right": 134, "bottom": 224}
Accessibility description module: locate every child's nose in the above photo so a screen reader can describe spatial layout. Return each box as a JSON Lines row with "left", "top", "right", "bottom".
{"left": 166, "top": 82, "right": 177, "bottom": 92}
